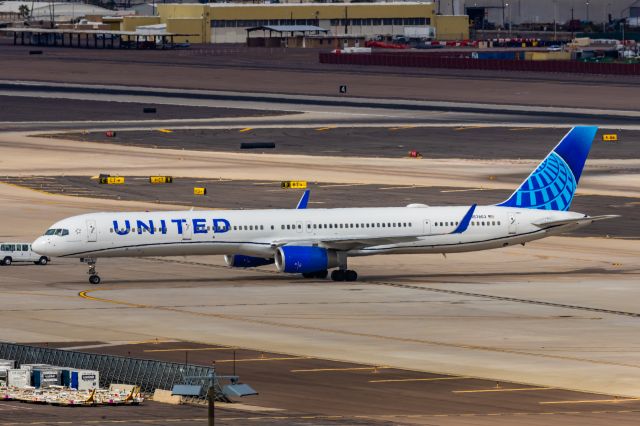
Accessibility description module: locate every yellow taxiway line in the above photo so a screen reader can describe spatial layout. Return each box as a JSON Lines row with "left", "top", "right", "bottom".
{"left": 453, "top": 387, "right": 554, "bottom": 393}
{"left": 238, "top": 127, "right": 252, "bottom": 132}
{"left": 144, "top": 347, "right": 236, "bottom": 353}
{"left": 291, "top": 367, "right": 388, "bottom": 373}
{"left": 370, "top": 377, "right": 470, "bottom": 383}
{"left": 214, "top": 356, "right": 309, "bottom": 363}
{"left": 540, "top": 398, "right": 640, "bottom": 405}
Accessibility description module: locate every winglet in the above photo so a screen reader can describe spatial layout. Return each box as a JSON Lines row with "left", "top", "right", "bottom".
{"left": 296, "top": 189, "right": 310, "bottom": 209}
{"left": 451, "top": 204, "right": 477, "bottom": 234}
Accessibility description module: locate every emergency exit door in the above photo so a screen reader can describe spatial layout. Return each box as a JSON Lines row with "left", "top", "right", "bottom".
{"left": 423, "top": 219, "right": 432, "bottom": 235}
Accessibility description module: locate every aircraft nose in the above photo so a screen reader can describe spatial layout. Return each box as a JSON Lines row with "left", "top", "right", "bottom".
{"left": 32, "top": 237, "right": 51, "bottom": 255}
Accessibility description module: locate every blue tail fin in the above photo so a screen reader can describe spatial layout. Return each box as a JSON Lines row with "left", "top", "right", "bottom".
{"left": 497, "top": 126, "right": 597, "bottom": 211}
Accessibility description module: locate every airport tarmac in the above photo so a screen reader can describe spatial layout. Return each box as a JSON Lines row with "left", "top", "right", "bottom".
{"left": 54, "top": 126, "right": 637, "bottom": 160}
{"left": 5, "top": 339, "right": 637, "bottom": 426}
{"left": 0, "top": 95, "right": 291, "bottom": 122}
{"left": 2, "top": 43, "right": 640, "bottom": 111}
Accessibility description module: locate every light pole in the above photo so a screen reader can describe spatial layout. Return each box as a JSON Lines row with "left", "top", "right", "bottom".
{"left": 505, "top": 2, "right": 511, "bottom": 35}
{"left": 585, "top": 1, "right": 590, "bottom": 22}
{"left": 553, "top": 0, "right": 557, "bottom": 41}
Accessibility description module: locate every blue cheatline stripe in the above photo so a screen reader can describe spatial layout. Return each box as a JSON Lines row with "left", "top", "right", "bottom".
{"left": 452, "top": 204, "right": 477, "bottom": 234}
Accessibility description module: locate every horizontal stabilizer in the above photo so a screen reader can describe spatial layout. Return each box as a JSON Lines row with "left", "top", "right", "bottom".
{"left": 533, "top": 215, "right": 619, "bottom": 229}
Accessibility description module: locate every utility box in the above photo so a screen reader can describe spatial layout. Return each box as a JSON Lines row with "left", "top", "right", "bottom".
{"left": 7, "top": 369, "right": 30, "bottom": 388}
{"left": 33, "top": 369, "right": 62, "bottom": 388}
{"left": 0, "top": 360, "right": 15, "bottom": 381}
{"left": 62, "top": 369, "right": 100, "bottom": 390}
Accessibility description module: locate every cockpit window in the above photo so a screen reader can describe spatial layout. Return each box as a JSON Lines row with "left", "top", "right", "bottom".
{"left": 45, "top": 229, "right": 69, "bottom": 236}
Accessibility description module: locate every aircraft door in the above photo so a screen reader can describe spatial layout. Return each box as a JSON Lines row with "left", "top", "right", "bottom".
{"left": 182, "top": 220, "right": 192, "bottom": 240}
{"left": 296, "top": 221, "right": 303, "bottom": 233}
{"left": 423, "top": 219, "right": 431, "bottom": 235}
{"left": 86, "top": 220, "right": 97, "bottom": 242}
{"left": 508, "top": 214, "right": 517, "bottom": 234}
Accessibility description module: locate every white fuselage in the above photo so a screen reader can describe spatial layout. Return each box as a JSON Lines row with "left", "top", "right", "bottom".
{"left": 32, "top": 205, "right": 587, "bottom": 259}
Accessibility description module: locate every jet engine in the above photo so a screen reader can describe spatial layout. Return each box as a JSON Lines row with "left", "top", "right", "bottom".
{"left": 224, "top": 254, "right": 274, "bottom": 268}
{"left": 275, "top": 246, "right": 338, "bottom": 274}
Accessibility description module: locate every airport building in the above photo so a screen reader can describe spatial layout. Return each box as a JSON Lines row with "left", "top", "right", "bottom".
{"left": 436, "top": 0, "right": 640, "bottom": 27}
{"left": 149, "top": 3, "right": 469, "bottom": 44}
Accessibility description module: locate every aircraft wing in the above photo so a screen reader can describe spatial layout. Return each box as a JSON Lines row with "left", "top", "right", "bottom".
{"left": 533, "top": 214, "right": 619, "bottom": 229}
{"left": 270, "top": 234, "right": 421, "bottom": 251}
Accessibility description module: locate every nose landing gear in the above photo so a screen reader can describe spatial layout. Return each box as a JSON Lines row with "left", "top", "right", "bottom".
{"left": 81, "top": 258, "right": 101, "bottom": 285}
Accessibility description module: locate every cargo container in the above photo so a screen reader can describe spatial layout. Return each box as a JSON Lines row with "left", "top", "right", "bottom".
{"left": 62, "top": 369, "right": 100, "bottom": 390}
{"left": 7, "top": 369, "right": 30, "bottom": 388}
{"left": 0, "top": 360, "right": 15, "bottom": 381}
{"left": 33, "top": 369, "right": 62, "bottom": 388}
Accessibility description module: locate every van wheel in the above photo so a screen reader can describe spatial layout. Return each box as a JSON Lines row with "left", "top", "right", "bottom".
{"left": 2, "top": 257, "right": 11, "bottom": 266}
{"left": 37, "top": 257, "right": 48, "bottom": 266}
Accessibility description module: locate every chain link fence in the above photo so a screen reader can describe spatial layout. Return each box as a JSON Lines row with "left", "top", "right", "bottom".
{"left": 0, "top": 342, "right": 226, "bottom": 401}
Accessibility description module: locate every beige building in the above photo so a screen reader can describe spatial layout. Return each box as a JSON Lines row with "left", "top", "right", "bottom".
{"left": 151, "top": 3, "right": 468, "bottom": 44}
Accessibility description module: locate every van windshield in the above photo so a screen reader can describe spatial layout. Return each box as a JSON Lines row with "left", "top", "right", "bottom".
{"left": 44, "top": 229, "right": 69, "bottom": 236}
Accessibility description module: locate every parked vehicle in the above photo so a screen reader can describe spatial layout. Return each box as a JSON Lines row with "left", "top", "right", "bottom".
{"left": 0, "top": 243, "right": 50, "bottom": 266}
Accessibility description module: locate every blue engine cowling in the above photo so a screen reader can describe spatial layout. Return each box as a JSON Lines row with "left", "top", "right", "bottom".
{"left": 275, "top": 246, "right": 338, "bottom": 274}
{"left": 224, "top": 254, "right": 274, "bottom": 268}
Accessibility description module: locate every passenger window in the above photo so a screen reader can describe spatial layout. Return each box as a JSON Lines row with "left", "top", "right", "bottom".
{"left": 271, "top": 225, "right": 274, "bottom": 230}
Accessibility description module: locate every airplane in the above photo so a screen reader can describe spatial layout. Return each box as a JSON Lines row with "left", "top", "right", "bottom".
{"left": 32, "top": 126, "right": 616, "bottom": 285}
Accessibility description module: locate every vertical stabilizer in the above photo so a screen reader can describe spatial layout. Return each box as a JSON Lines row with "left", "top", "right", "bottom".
{"left": 498, "top": 126, "right": 597, "bottom": 211}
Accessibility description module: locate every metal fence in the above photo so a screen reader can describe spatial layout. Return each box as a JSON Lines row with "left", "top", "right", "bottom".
{"left": 0, "top": 342, "right": 225, "bottom": 400}
{"left": 319, "top": 52, "right": 640, "bottom": 75}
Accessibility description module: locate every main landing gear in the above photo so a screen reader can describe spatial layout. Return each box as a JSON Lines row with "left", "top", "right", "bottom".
{"left": 82, "top": 258, "right": 101, "bottom": 285}
{"left": 330, "top": 253, "right": 358, "bottom": 282}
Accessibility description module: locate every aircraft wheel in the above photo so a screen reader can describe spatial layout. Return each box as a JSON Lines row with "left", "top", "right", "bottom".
{"left": 330, "top": 270, "right": 346, "bottom": 282}
{"left": 345, "top": 270, "right": 358, "bottom": 282}
{"left": 89, "top": 275, "right": 101, "bottom": 285}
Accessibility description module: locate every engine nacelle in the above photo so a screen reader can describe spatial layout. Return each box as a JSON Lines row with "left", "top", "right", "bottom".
{"left": 224, "top": 254, "right": 274, "bottom": 268}
{"left": 275, "top": 246, "right": 338, "bottom": 274}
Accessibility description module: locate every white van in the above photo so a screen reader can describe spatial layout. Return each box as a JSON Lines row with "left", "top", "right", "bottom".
{"left": 0, "top": 243, "right": 50, "bottom": 266}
